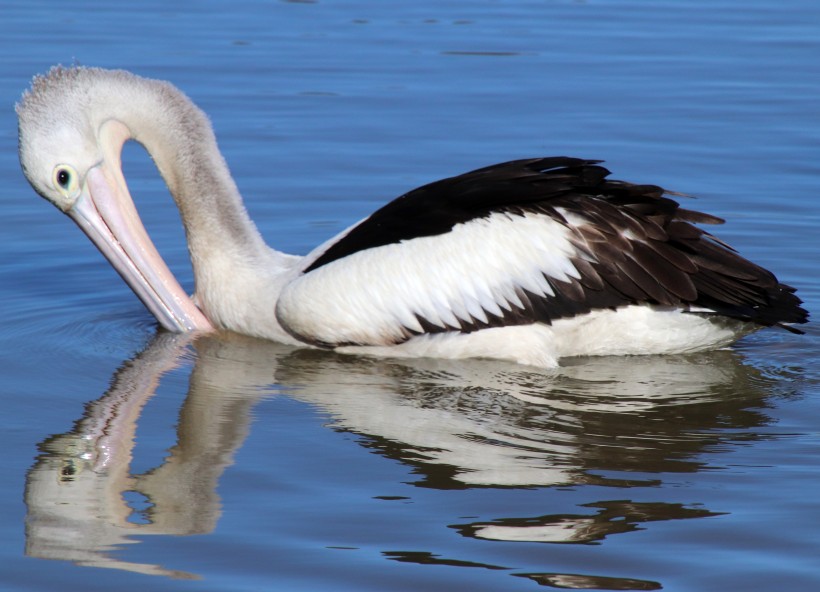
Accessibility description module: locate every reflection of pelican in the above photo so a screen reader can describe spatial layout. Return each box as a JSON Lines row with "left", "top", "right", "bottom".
{"left": 17, "top": 66, "right": 807, "bottom": 367}
{"left": 25, "top": 333, "right": 782, "bottom": 578}
{"left": 24, "top": 334, "right": 264, "bottom": 578}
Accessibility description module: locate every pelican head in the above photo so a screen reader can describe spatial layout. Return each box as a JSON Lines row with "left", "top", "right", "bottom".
{"left": 17, "top": 66, "right": 214, "bottom": 333}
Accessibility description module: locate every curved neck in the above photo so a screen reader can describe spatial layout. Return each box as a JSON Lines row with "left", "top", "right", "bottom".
{"left": 100, "top": 74, "right": 302, "bottom": 340}
{"left": 118, "top": 78, "right": 270, "bottom": 267}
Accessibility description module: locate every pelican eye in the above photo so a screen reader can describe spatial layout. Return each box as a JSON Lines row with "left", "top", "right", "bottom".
{"left": 52, "top": 164, "right": 79, "bottom": 197}
{"left": 57, "top": 169, "right": 70, "bottom": 187}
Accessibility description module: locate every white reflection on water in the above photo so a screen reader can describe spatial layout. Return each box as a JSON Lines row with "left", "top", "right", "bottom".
{"left": 25, "top": 331, "right": 792, "bottom": 586}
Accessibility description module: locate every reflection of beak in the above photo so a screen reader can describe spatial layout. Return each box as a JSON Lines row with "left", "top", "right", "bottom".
{"left": 67, "top": 122, "right": 213, "bottom": 333}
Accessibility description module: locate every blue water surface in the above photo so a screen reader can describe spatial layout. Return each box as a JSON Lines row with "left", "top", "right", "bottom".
{"left": 1, "top": 1, "right": 819, "bottom": 591}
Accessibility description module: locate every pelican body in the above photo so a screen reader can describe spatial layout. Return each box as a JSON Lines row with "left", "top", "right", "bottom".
{"left": 17, "top": 66, "right": 807, "bottom": 367}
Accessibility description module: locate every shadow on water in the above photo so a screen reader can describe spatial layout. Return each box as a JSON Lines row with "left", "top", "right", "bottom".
{"left": 23, "top": 332, "right": 802, "bottom": 588}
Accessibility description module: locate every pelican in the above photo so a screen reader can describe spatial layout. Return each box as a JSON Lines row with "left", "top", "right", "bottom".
{"left": 17, "top": 66, "right": 807, "bottom": 367}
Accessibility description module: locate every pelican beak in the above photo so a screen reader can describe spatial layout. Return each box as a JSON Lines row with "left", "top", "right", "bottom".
{"left": 67, "top": 157, "right": 214, "bottom": 334}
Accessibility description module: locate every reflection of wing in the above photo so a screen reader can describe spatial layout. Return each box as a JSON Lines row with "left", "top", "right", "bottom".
{"left": 514, "top": 572, "right": 662, "bottom": 590}
{"left": 272, "top": 348, "right": 772, "bottom": 487}
{"left": 453, "top": 500, "right": 723, "bottom": 544}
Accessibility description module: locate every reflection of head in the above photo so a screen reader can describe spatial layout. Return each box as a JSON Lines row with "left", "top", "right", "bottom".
{"left": 25, "top": 333, "right": 261, "bottom": 578}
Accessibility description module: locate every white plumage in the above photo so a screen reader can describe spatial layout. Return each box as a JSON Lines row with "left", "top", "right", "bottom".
{"left": 278, "top": 212, "right": 579, "bottom": 345}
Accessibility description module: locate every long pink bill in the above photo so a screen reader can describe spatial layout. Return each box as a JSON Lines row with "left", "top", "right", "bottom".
{"left": 68, "top": 165, "right": 214, "bottom": 333}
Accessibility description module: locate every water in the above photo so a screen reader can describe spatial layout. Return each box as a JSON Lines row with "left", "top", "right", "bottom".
{"left": 1, "top": 1, "right": 819, "bottom": 590}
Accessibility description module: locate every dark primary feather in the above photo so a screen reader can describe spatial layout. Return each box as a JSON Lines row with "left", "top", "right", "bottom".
{"left": 306, "top": 157, "right": 808, "bottom": 336}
